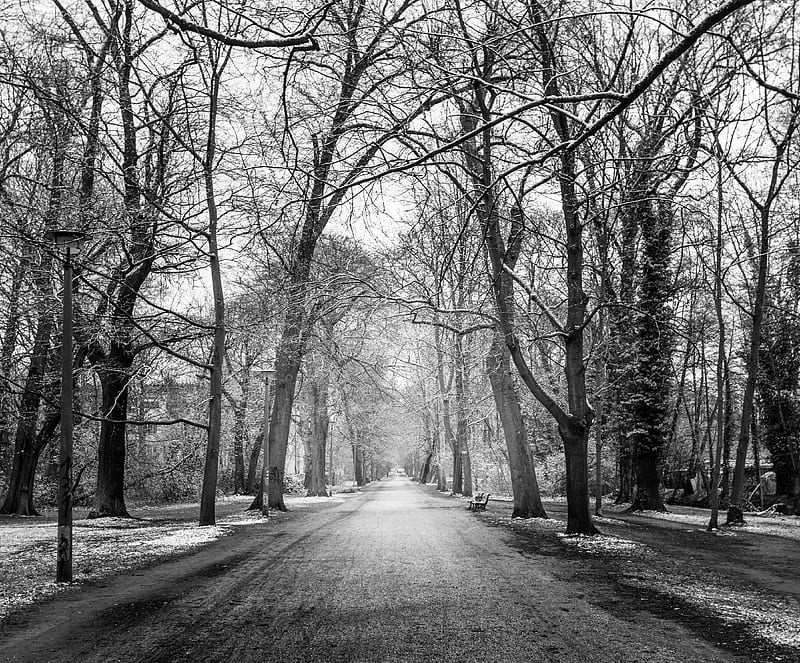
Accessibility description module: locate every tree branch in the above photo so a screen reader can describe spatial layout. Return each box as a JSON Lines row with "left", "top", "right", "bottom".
{"left": 137, "top": 0, "right": 318, "bottom": 50}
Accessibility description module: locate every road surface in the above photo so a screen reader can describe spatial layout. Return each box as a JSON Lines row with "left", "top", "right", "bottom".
{"left": 0, "top": 477, "right": 743, "bottom": 662}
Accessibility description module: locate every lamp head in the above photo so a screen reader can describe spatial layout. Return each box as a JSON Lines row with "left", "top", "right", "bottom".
{"left": 253, "top": 367, "right": 276, "bottom": 381}
{"left": 48, "top": 230, "right": 86, "bottom": 254}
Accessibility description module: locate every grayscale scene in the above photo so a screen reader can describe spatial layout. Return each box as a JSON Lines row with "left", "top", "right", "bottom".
{"left": 1, "top": 0, "right": 799, "bottom": 661}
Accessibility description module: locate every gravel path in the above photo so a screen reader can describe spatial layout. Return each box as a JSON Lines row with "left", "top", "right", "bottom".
{"left": 0, "top": 477, "right": 744, "bottom": 662}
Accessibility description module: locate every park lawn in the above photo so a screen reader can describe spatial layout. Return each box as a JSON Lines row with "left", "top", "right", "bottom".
{"left": 0, "top": 494, "right": 337, "bottom": 622}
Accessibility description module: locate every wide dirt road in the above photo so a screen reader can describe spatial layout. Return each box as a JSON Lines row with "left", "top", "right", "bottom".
{"left": 1, "top": 477, "right": 743, "bottom": 663}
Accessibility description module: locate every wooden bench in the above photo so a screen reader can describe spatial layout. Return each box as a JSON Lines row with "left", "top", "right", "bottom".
{"left": 468, "top": 492, "right": 490, "bottom": 511}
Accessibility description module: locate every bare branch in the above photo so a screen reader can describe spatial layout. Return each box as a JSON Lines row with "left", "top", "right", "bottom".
{"left": 137, "top": 0, "right": 318, "bottom": 50}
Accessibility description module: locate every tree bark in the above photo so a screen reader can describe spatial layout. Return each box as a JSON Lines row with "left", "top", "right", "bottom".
{"left": 1, "top": 139, "right": 64, "bottom": 515}
{"left": 454, "top": 335, "right": 472, "bottom": 498}
{"left": 246, "top": 432, "right": 263, "bottom": 494}
{"left": 628, "top": 199, "right": 675, "bottom": 513}
{"left": 197, "top": 35, "right": 234, "bottom": 526}
{"left": 267, "top": 306, "right": 304, "bottom": 511}
{"left": 486, "top": 333, "right": 547, "bottom": 518}
{"left": 353, "top": 443, "right": 366, "bottom": 487}
{"left": 0, "top": 257, "right": 25, "bottom": 467}
{"left": 90, "top": 366, "right": 131, "bottom": 517}
{"left": 609, "top": 201, "right": 638, "bottom": 505}
{"left": 306, "top": 369, "right": 330, "bottom": 497}
{"left": 231, "top": 396, "right": 248, "bottom": 494}
{"left": 88, "top": 3, "right": 158, "bottom": 518}
{"left": 728, "top": 207, "right": 771, "bottom": 525}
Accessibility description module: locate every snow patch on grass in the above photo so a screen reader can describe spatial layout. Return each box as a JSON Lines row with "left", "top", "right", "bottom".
{"left": 558, "top": 534, "right": 655, "bottom": 558}
{"left": 493, "top": 516, "right": 565, "bottom": 531}
{"left": 604, "top": 503, "right": 800, "bottom": 541}
{"left": 647, "top": 576, "right": 800, "bottom": 649}
{"left": 0, "top": 517, "right": 233, "bottom": 622}
{"left": 285, "top": 495, "right": 346, "bottom": 509}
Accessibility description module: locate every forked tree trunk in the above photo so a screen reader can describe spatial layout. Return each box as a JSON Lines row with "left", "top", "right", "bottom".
{"left": 88, "top": 11, "right": 156, "bottom": 520}
{"left": 454, "top": 11, "right": 597, "bottom": 531}
{"left": 486, "top": 333, "right": 547, "bottom": 518}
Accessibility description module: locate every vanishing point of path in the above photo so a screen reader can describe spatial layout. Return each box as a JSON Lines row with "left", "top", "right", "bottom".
{"left": 0, "top": 477, "right": 745, "bottom": 663}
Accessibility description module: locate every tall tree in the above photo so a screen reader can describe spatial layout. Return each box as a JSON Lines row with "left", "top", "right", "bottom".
{"left": 263, "top": 0, "right": 421, "bottom": 510}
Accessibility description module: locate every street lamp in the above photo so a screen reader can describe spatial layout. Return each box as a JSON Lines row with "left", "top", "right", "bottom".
{"left": 253, "top": 367, "right": 275, "bottom": 517}
{"left": 49, "top": 229, "right": 85, "bottom": 583}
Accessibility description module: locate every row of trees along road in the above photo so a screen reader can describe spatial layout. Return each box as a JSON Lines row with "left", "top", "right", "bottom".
{"left": 2, "top": 0, "right": 800, "bottom": 535}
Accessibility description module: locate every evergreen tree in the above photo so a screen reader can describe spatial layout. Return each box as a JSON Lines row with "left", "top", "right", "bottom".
{"left": 758, "top": 242, "right": 800, "bottom": 505}
{"left": 628, "top": 203, "right": 675, "bottom": 511}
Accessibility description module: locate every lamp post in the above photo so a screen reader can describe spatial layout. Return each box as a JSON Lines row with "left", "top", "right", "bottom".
{"left": 50, "top": 229, "right": 84, "bottom": 583}
{"left": 254, "top": 368, "right": 275, "bottom": 517}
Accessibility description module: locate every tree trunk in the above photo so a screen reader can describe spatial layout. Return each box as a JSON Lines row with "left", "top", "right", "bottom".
{"left": 0, "top": 294, "right": 54, "bottom": 516}
{"left": 728, "top": 207, "right": 771, "bottom": 525}
{"left": 231, "top": 399, "right": 248, "bottom": 494}
{"left": 454, "top": 335, "right": 472, "bottom": 498}
{"left": 303, "top": 439, "right": 313, "bottom": 489}
{"left": 593, "top": 392, "right": 604, "bottom": 516}
{"left": 435, "top": 424, "right": 447, "bottom": 492}
{"left": 306, "top": 372, "right": 329, "bottom": 497}
{"left": 628, "top": 202, "right": 673, "bottom": 513}
{"left": 615, "top": 454, "right": 634, "bottom": 505}
{"left": 88, "top": 11, "right": 155, "bottom": 520}
{"left": 353, "top": 443, "right": 366, "bottom": 487}
{"left": 91, "top": 367, "right": 131, "bottom": 518}
{"left": 418, "top": 396, "right": 434, "bottom": 484}
{"left": 230, "top": 365, "right": 252, "bottom": 495}
{"left": 721, "top": 366, "right": 733, "bottom": 500}
{"left": 267, "top": 306, "right": 304, "bottom": 511}
{"left": 418, "top": 447, "right": 433, "bottom": 484}
{"left": 631, "top": 454, "right": 666, "bottom": 512}
{"left": 0, "top": 257, "right": 25, "bottom": 470}
{"left": 486, "top": 333, "right": 546, "bottom": 518}
{"left": 246, "top": 432, "right": 263, "bottom": 494}
{"left": 609, "top": 216, "right": 638, "bottom": 506}
{"left": 451, "top": 449, "right": 463, "bottom": 494}
{"left": 2, "top": 137, "right": 64, "bottom": 516}
{"left": 1, "top": 438, "right": 44, "bottom": 516}
{"left": 456, "top": 9, "right": 597, "bottom": 532}
{"left": 561, "top": 421, "right": 597, "bottom": 534}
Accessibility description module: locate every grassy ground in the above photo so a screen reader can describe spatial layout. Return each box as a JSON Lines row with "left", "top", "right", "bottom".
{"left": 0, "top": 493, "right": 337, "bottom": 621}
